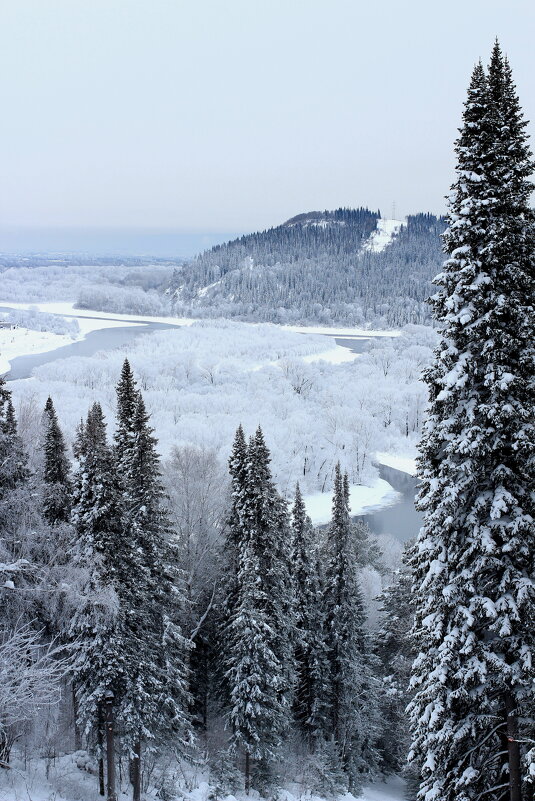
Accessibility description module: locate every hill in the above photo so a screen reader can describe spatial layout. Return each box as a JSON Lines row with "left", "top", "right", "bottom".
{"left": 168, "top": 209, "right": 446, "bottom": 327}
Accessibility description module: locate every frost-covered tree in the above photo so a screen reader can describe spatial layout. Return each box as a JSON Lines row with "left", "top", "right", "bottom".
{"left": 409, "top": 44, "right": 535, "bottom": 801}
{"left": 223, "top": 424, "right": 249, "bottom": 613}
{"left": 114, "top": 366, "right": 193, "bottom": 797}
{"left": 164, "top": 444, "right": 227, "bottom": 730}
{"left": 324, "top": 464, "right": 380, "bottom": 791}
{"left": 41, "top": 396, "right": 72, "bottom": 525}
{"left": 222, "top": 427, "right": 295, "bottom": 791}
{"left": 0, "top": 377, "right": 29, "bottom": 525}
{"left": 68, "top": 403, "right": 132, "bottom": 745}
{"left": 114, "top": 357, "right": 138, "bottom": 461}
{"left": 0, "top": 625, "right": 69, "bottom": 766}
{"left": 291, "top": 483, "right": 330, "bottom": 747}
{"left": 376, "top": 545, "right": 415, "bottom": 776}
{"left": 0, "top": 378, "right": 33, "bottom": 625}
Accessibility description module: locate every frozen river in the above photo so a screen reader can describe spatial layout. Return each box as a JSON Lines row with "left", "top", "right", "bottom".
{"left": 1, "top": 311, "right": 181, "bottom": 381}
{"left": 359, "top": 464, "right": 421, "bottom": 542}
{"left": 2, "top": 310, "right": 420, "bottom": 540}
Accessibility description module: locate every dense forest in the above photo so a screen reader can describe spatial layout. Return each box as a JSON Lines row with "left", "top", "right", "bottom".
{"left": 168, "top": 210, "right": 446, "bottom": 327}
{"left": 0, "top": 363, "right": 415, "bottom": 799}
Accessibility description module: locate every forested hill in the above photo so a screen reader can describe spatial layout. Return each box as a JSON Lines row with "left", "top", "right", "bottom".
{"left": 168, "top": 209, "right": 446, "bottom": 327}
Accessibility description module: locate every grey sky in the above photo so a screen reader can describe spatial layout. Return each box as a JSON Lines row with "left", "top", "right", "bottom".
{"left": 1, "top": 0, "right": 534, "bottom": 239}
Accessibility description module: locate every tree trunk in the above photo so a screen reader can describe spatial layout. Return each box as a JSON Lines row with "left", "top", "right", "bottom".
{"left": 0, "top": 729, "right": 11, "bottom": 768}
{"left": 245, "top": 750, "right": 250, "bottom": 794}
{"left": 132, "top": 739, "right": 141, "bottom": 801}
{"left": 97, "top": 707, "right": 105, "bottom": 796}
{"left": 72, "top": 683, "right": 82, "bottom": 751}
{"left": 505, "top": 691, "right": 522, "bottom": 801}
{"left": 105, "top": 694, "right": 117, "bottom": 801}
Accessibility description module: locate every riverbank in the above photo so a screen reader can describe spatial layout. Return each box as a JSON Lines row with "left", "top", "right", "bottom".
{"left": 304, "top": 476, "right": 401, "bottom": 526}
{"left": 0, "top": 301, "right": 387, "bottom": 374}
{"left": 0, "top": 311, "right": 143, "bottom": 376}
{"left": 2, "top": 302, "right": 424, "bottom": 534}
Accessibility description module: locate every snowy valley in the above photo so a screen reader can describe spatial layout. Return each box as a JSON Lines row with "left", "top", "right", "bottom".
{"left": 1, "top": 10, "right": 534, "bottom": 801}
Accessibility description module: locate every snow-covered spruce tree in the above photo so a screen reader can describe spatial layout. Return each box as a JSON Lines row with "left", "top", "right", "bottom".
{"left": 115, "top": 367, "right": 192, "bottom": 797}
{"left": 223, "top": 426, "right": 294, "bottom": 792}
{"left": 409, "top": 46, "right": 535, "bottom": 801}
{"left": 41, "top": 396, "right": 72, "bottom": 526}
{"left": 0, "top": 377, "right": 29, "bottom": 528}
{"left": 324, "top": 464, "right": 380, "bottom": 792}
{"left": 0, "top": 378, "right": 33, "bottom": 625}
{"left": 375, "top": 544, "right": 415, "bottom": 777}
{"left": 114, "top": 357, "right": 138, "bottom": 458}
{"left": 291, "top": 483, "right": 330, "bottom": 748}
{"left": 222, "top": 424, "right": 249, "bottom": 615}
{"left": 68, "top": 403, "right": 133, "bottom": 750}
{"left": 249, "top": 428, "right": 295, "bottom": 718}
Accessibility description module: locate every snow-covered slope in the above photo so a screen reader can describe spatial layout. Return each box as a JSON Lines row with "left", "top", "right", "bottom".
{"left": 364, "top": 219, "right": 404, "bottom": 253}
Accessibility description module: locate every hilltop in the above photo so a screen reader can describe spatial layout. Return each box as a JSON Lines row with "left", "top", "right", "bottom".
{"left": 168, "top": 209, "right": 446, "bottom": 327}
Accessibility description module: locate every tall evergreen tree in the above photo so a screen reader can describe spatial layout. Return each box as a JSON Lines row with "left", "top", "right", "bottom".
{"left": 409, "top": 45, "right": 535, "bottom": 801}
{"left": 0, "top": 378, "right": 28, "bottom": 505}
{"left": 114, "top": 358, "right": 138, "bottom": 461}
{"left": 223, "top": 423, "right": 248, "bottom": 608}
{"left": 324, "top": 463, "right": 380, "bottom": 792}
{"left": 0, "top": 379, "right": 33, "bottom": 631}
{"left": 68, "top": 402, "right": 132, "bottom": 742}
{"left": 223, "top": 426, "right": 295, "bottom": 791}
{"left": 41, "top": 397, "right": 72, "bottom": 525}
{"left": 0, "top": 379, "right": 30, "bottom": 545}
{"left": 291, "top": 483, "right": 330, "bottom": 747}
{"left": 375, "top": 545, "right": 415, "bottom": 777}
{"left": 115, "top": 367, "right": 193, "bottom": 796}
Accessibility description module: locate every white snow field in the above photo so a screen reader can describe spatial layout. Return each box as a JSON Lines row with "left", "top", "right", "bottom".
{"left": 0, "top": 299, "right": 199, "bottom": 329}
{"left": 375, "top": 451, "right": 418, "bottom": 477}
{"left": 302, "top": 345, "right": 360, "bottom": 365}
{"left": 283, "top": 323, "right": 401, "bottom": 337}
{"left": 363, "top": 219, "right": 404, "bottom": 253}
{"left": 0, "top": 326, "right": 75, "bottom": 375}
{"left": 0, "top": 752, "right": 406, "bottom": 801}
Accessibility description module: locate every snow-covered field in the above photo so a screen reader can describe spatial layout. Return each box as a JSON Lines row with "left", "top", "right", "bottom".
{"left": 0, "top": 299, "right": 200, "bottom": 328}
{"left": 0, "top": 326, "right": 75, "bottom": 376}
{"left": 284, "top": 323, "right": 401, "bottom": 338}
{"left": 302, "top": 345, "right": 360, "bottom": 365}
{"left": 375, "top": 451, "right": 418, "bottom": 477}
{"left": 0, "top": 752, "right": 406, "bottom": 801}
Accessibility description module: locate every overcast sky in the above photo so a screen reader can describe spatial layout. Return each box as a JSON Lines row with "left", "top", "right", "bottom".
{"left": 1, "top": 0, "right": 534, "bottom": 243}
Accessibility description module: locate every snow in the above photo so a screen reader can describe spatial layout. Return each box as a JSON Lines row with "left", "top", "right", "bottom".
{"left": 0, "top": 327, "right": 79, "bottom": 376}
{"left": 0, "top": 300, "right": 199, "bottom": 328}
{"left": 358, "top": 776, "right": 407, "bottom": 801}
{"left": 1, "top": 301, "right": 401, "bottom": 340}
{"left": 283, "top": 324, "right": 401, "bottom": 337}
{"left": 375, "top": 451, "right": 418, "bottom": 477}
{"left": 0, "top": 752, "right": 406, "bottom": 801}
{"left": 364, "top": 219, "right": 404, "bottom": 254}
{"left": 198, "top": 279, "right": 222, "bottom": 297}
{"left": 302, "top": 346, "right": 359, "bottom": 365}
{"left": 0, "top": 306, "right": 144, "bottom": 375}
{"left": 303, "top": 477, "right": 401, "bottom": 526}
